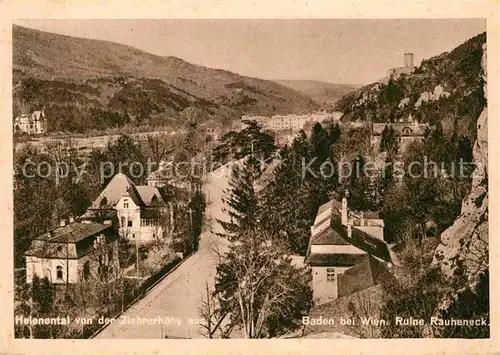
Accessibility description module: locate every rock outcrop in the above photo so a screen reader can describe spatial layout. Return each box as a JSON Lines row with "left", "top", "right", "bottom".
{"left": 432, "top": 43, "right": 488, "bottom": 301}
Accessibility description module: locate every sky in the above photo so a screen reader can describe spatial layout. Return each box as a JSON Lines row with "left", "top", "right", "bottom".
{"left": 15, "top": 19, "right": 485, "bottom": 85}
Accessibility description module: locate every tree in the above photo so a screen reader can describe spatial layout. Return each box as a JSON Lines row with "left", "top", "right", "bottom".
{"left": 31, "top": 275, "right": 54, "bottom": 314}
{"left": 379, "top": 124, "right": 399, "bottom": 155}
{"left": 327, "top": 123, "right": 342, "bottom": 145}
{"left": 309, "top": 122, "right": 330, "bottom": 164}
{"left": 213, "top": 158, "right": 313, "bottom": 338}
{"left": 146, "top": 133, "right": 173, "bottom": 168}
{"left": 199, "top": 282, "right": 231, "bottom": 338}
{"left": 214, "top": 232, "right": 313, "bottom": 338}
{"left": 106, "top": 134, "right": 147, "bottom": 184}
{"left": 217, "top": 158, "right": 260, "bottom": 242}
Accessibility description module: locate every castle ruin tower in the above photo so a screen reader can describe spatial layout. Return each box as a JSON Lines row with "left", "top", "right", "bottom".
{"left": 404, "top": 52, "right": 414, "bottom": 69}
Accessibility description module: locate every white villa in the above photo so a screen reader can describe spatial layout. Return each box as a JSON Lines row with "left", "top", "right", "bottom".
{"left": 14, "top": 110, "right": 47, "bottom": 135}
{"left": 83, "top": 173, "right": 173, "bottom": 243}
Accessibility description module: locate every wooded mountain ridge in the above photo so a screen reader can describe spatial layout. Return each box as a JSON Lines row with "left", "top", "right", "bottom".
{"left": 13, "top": 25, "right": 319, "bottom": 133}
{"left": 335, "top": 32, "right": 486, "bottom": 140}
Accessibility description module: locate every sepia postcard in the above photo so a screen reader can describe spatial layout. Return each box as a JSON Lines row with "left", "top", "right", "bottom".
{"left": 1, "top": 1, "right": 499, "bottom": 354}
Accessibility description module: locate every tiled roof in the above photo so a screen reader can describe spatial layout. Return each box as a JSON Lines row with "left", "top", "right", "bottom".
{"left": 306, "top": 252, "right": 367, "bottom": 267}
{"left": 34, "top": 222, "right": 109, "bottom": 243}
{"left": 338, "top": 255, "right": 393, "bottom": 297}
{"left": 310, "top": 222, "right": 350, "bottom": 246}
{"left": 136, "top": 185, "right": 166, "bottom": 206}
{"left": 317, "top": 200, "right": 333, "bottom": 215}
{"left": 317, "top": 198, "right": 342, "bottom": 215}
{"left": 25, "top": 222, "right": 116, "bottom": 259}
{"left": 91, "top": 173, "right": 144, "bottom": 208}
{"left": 331, "top": 214, "right": 391, "bottom": 262}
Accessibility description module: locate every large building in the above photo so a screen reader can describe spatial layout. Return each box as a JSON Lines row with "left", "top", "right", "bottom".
{"left": 242, "top": 112, "right": 341, "bottom": 132}
{"left": 370, "top": 116, "right": 429, "bottom": 152}
{"left": 14, "top": 110, "right": 47, "bottom": 135}
{"left": 305, "top": 196, "right": 392, "bottom": 305}
{"left": 25, "top": 219, "right": 119, "bottom": 285}
{"left": 83, "top": 173, "right": 172, "bottom": 243}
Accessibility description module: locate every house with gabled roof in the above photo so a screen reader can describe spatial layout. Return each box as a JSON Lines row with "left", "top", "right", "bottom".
{"left": 370, "top": 117, "right": 430, "bottom": 152}
{"left": 25, "top": 219, "right": 119, "bottom": 285}
{"left": 14, "top": 110, "right": 47, "bottom": 135}
{"left": 83, "top": 173, "right": 172, "bottom": 243}
{"left": 306, "top": 195, "right": 392, "bottom": 304}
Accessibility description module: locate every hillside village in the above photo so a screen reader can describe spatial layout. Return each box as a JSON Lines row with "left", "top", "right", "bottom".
{"left": 13, "top": 24, "right": 488, "bottom": 339}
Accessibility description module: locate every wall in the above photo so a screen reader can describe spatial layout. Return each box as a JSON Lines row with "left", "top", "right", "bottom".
{"left": 116, "top": 196, "right": 143, "bottom": 239}
{"left": 116, "top": 196, "right": 169, "bottom": 243}
{"left": 311, "top": 265, "right": 351, "bottom": 304}
{"left": 75, "top": 239, "right": 120, "bottom": 282}
{"left": 26, "top": 256, "right": 79, "bottom": 284}
{"left": 310, "top": 244, "right": 366, "bottom": 255}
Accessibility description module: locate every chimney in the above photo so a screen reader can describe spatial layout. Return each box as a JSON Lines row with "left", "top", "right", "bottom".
{"left": 69, "top": 217, "right": 75, "bottom": 223}
{"left": 341, "top": 197, "right": 348, "bottom": 226}
{"left": 347, "top": 223, "right": 352, "bottom": 238}
{"left": 103, "top": 220, "right": 112, "bottom": 226}
{"left": 59, "top": 219, "right": 66, "bottom": 227}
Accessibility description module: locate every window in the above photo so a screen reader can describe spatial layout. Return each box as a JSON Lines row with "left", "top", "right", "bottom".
{"left": 132, "top": 234, "right": 135, "bottom": 239}
{"left": 326, "top": 268, "right": 336, "bottom": 283}
{"left": 83, "top": 261, "right": 90, "bottom": 281}
{"left": 121, "top": 216, "right": 126, "bottom": 227}
{"left": 123, "top": 199, "right": 129, "bottom": 208}
{"left": 128, "top": 220, "right": 133, "bottom": 227}
{"left": 56, "top": 266, "right": 63, "bottom": 280}
{"left": 153, "top": 233, "right": 156, "bottom": 239}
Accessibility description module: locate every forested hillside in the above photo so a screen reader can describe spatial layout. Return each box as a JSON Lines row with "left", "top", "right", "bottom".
{"left": 13, "top": 25, "right": 318, "bottom": 133}
{"left": 336, "top": 32, "right": 485, "bottom": 139}
{"left": 274, "top": 80, "right": 358, "bottom": 109}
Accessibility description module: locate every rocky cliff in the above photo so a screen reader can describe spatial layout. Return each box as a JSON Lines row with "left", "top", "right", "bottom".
{"left": 432, "top": 43, "right": 488, "bottom": 304}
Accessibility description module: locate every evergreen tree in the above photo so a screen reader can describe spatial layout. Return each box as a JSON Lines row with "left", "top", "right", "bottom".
{"left": 309, "top": 122, "right": 330, "bottom": 164}
{"left": 327, "top": 123, "right": 341, "bottom": 145}
{"left": 31, "top": 275, "right": 54, "bottom": 314}
{"left": 380, "top": 124, "right": 399, "bottom": 155}
{"left": 217, "top": 158, "right": 260, "bottom": 242}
